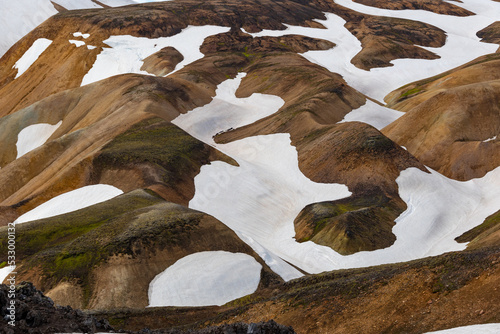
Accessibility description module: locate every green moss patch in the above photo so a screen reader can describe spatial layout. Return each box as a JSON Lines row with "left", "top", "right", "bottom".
{"left": 94, "top": 118, "right": 214, "bottom": 185}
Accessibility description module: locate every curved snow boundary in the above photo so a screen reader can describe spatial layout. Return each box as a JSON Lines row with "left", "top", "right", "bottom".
{"left": 246, "top": 0, "right": 500, "bottom": 102}
{"left": 0, "top": 2, "right": 57, "bottom": 58}
{"left": 173, "top": 74, "right": 352, "bottom": 280}
{"left": 14, "top": 185, "right": 123, "bottom": 225}
{"left": 13, "top": 38, "right": 53, "bottom": 79}
{"left": 148, "top": 251, "right": 262, "bottom": 307}
{"left": 16, "top": 121, "right": 63, "bottom": 159}
{"left": 81, "top": 25, "right": 229, "bottom": 86}
{"left": 339, "top": 100, "right": 404, "bottom": 130}
{"left": 173, "top": 74, "right": 500, "bottom": 279}
{"left": 0, "top": 266, "right": 15, "bottom": 284}
{"left": 173, "top": 73, "right": 285, "bottom": 144}
{"left": 425, "top": 324, "right": 500, "bottom": 333}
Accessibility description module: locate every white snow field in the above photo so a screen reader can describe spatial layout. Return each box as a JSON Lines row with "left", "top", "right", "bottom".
{"left": 14, "top": 185, "right": 123, "bottom": 224}
{"left": 73, "top": 32, "right": 90, "bottom": 39}
{"left": 16, "top": 121, "right": 63, "bottom": 158}
{"left": 13, "top": 38, "right": 53, "bottom": 79}
{"left": 81, "top": 25, "right": 229, "bottom": 86}
{"left": 173, "top": 74, "right": 500, "bottom": 280}
{"left": 69, "top": 40, "right": 86, "bottom": 47}
{"left": 0, "top": 1, "right": 57, "bottom": 58}
{"left": 339, "top": 100, "right": 404, "bottom": 130}
{"left": 246, "top": 0, "right": 500, "bottom": 102}
{"left": 425, "top": 324, "right": 500, "bottom": 334}
{"left": 148, "top": 251, "right": 262, "bottom": 307}
{"left": 173, "top": 74, "right": 352, "bottom": 279}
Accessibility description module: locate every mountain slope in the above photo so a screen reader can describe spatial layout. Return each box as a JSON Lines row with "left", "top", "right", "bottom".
{"left": 0, "top": 0, "right": 499, "bottom": 333}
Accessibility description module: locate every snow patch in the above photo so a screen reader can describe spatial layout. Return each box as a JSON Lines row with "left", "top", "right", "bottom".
{"left": 148, "top": 251, "right": 262, "bottom": 307}
{"left": 174, "top": 73, "right": 284, "bottom": 144}
{"left": 73, "top": 32, "right": 90, "bottom": 39}
{"left": 13, "top": 38, "right": 53, "bottom": 79}
{"left": 53, "top": 0, "right": 102, "bottom": 10}
{"left": 16, "top": 121, "right": 63, "bottom": 159}
{"left": 14, "top": 185, "right": 123, "bottom": 224}
{"left": 0, "top": 1, "right": 57, "bottom": 58}
{"left": 0, "top": 266, "right": 15, "bottom": 284}
{"left": 425, "top": 324, "right": 500, "bottom": 334}
{"left": 339, "top": 100, "right": 404, "bottom": 130}
{"left": 69, "top": 40, "right": 86, "bottom": 47}
{"left": 483, "top": 135, "right": 497, "bottom": 143}
{"left": 87, "top": 45, "right": 97, "bottom": 50}
{"left": 81, "top": 25, "right": 229, "bottom": 86}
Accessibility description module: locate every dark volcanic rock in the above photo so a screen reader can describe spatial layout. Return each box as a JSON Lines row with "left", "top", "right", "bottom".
{"left": 0, "top": 282, "right": 113, "bottom": 334}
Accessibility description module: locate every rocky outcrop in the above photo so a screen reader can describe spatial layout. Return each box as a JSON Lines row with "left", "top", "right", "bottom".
{"left": 200, "top": 28, "right": 335, "bottom": 54}
{"left": 294, "top": 194, "right": 402, "bottom": 255}
{"left": 0, "top": 282, "right": 112, "bottom": 334}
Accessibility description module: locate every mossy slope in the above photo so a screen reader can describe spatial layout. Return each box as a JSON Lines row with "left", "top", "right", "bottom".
{"left": 0, "top": 189, "right": 277, "bottom": 309}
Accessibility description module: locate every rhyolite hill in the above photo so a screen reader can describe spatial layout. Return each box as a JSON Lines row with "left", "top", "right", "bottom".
{"left": 0, "top": 0, "right": 499, "bottom": 333}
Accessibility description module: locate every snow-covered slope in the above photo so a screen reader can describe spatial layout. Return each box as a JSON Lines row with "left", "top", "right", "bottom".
{"left": 148, "top": 251, "right": 262, "bottom": 307}
{"left": 426, "top": 324, "right": 500, "bottom": 334}
{"left": 16, "top": 121, "right": 62, "bottom": 158}
{"left": 0, "top": 2, "right": 57, "bottom": 58}
{"left": 0, "top": 0, "right": 176, "bottom": 58}
{"left": 248, "top": 0, "right": 500, "bottom": 101}
{"left": 174, "top": 74, "right": 500, "bottom": 279}
{"left": 81, "top": 25, "right": 229, "bottom": 86}
{"left": 14, "top": 185, "right": 123, "bottom": 224}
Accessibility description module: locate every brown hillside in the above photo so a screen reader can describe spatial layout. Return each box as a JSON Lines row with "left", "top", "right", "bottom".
{"left": 97, "top": 246, "right": 500, "bottom": 333}
{"left": 383, "top": 54, "right": 500, "bottom": 180}
{"left": 0, "top": 74, "right": 234, "bottom": 220}
{"left": 0, "top": 190, "right": 281, "bottom": 309}
{"left": 0, "top": 0, "right": 446, "bottom": 117}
